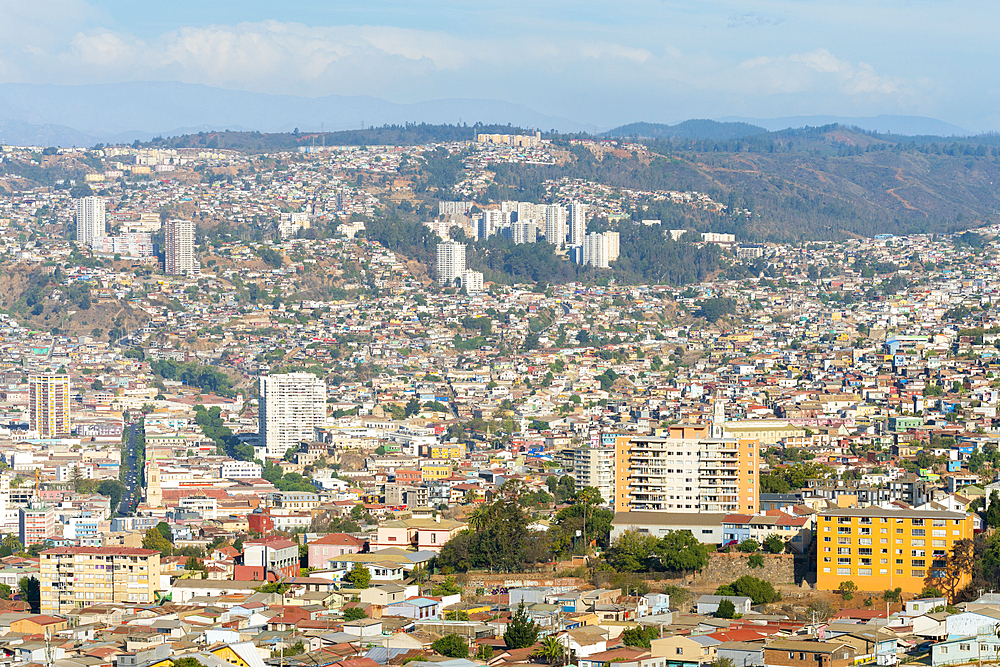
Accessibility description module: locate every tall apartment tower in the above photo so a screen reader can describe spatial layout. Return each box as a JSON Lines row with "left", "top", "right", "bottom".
{"left": 164, "top": 219, "right": 199, "bottom": 275}
{"left": 614, "top": 424, "right": 759, "bottom": 514}
{"left": 544, "top": 205, "right": 567, "bottom": 248}
{"left": 436, "top": 240, "right": 467, "bottom": 286}
{"left": 259, "top": 373, "right": 327, "bottom": 458}
{"left": 568, "top": 202, "right": 587, "bottom": 246}
{"left": 75, "top": 197, "right": 106, "bottom": 245}
{"left": 29, "top": 374, "right": 70, "bottom": 438}
{"left": 581, "top": 231, "right": 621, "bottom": 268}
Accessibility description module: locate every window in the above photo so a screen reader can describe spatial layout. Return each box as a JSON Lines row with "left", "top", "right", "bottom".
{"left": 838, "top": 558, "right": 851, "bottom": 565}
{"left": 837, "top": 567, "right": 851, "bottom": 575}
{"left": 858, "top": 568, "right": 872, "bottom": 576}
{"left": 912, "top": 539, "right": 925, "bottom": 547}
{"left": 838, "top": 548, "right": 852, "bottom": 555}
{"left": 838, "top": 537, "right": 851, "bottom": 544}
{"left": 961, "top": 645, "right": 970, "bottom": 652}
{"left": 676, "top": 649, "right": 683, "bottom": 655}
{"left": 912, "top": 529, "right": 926, "bottom": 536}
{"left": 838, "top": 527, "right": 851, "bottom": 534}
{"left": 911, "top": 519, "right": 924, "bottom": 526}
{"left": 912, "top": 570, "right": 925, "bottom": 577}
{"left": 859, "top": 538, "right": 872, "bottom": 546}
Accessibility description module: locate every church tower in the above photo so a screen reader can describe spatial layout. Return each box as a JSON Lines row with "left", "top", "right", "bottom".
{"left": 711, "top": 392, "right": 727, "bottom": 438}
{"left": 146, "top": 461, "right": 162, "bottom": 507}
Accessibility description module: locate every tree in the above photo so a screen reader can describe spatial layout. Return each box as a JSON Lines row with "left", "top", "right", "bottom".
{"left": 620, "top": 625, "right": 659, "bottom": 649}
{"left": 503, "top": 601, "right": 539, "bottom": 649}
{"left": 342, "top": 606, "right": 368, "bottom": 621}
{"left": 432, "top": 576, "right": 461, "bottom": 596}
{"left": 716, "top": 598, "right": 736, "bottom": 619}
{"left": 988, "top": 491, "right": 1000, "bottom": 529}
{"left": 404, "top": 396, "right": 421, "bottom": 417}
{"left": 717, "top": 576, "right": 780, "bottom": 605}
{"left": 737, "top": 538, "right": 760, "bottom": 553}
{"left": 839, "top": 580, "right": 857, "bottom": 601}
{"left": 763, "top": 535, "right": 785, "bottom": 554}
{"left": 882, "top": 588, "right": 902, "bottom": 603}
{"left": 475, "top": 644, "right": 494, "bottom": 661}
{"left": 346, "top": 562, "right": 371, "bottom": 589}
{"left": 18, "top": 576, "right": 39, "bottom": 611}
{"left": 919, "top": 585, "right": 944, "bottom": 599}
{"left": 657, "top": 530, "right": 711, "bottom": 573}
{"left": 0, "top": 583, "right": 11, "bottom": 600}
{"left": 605, "top": 530, "right": 661, "bottom": 572}
{"left": 155, "top": 521, "right": 173, "bottom": 542}
{"left": 432, "top": 634, "right": 469, "bottom": 659}
{"left": 533, "top": 636, "right": 565, "bottom": 663}
{"left": 142, "top": 527, "right": 173, "bottom": 556}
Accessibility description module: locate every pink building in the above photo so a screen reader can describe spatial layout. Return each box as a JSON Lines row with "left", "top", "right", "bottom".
{"left": 308, "top": 533, "right": 366, "bottom": 568}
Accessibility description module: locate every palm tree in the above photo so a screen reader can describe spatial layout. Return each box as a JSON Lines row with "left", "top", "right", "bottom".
{"left": 468, "top": 506, "right": 490, "bottom": 532}
{"left": 533, "top": 637, "right": 565, "bottom": 664}
{"left": 1, "top": 534, "right": 21, "bottom": 553}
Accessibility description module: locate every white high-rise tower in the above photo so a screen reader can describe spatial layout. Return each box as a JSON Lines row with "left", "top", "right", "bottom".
{"left": 75, "top": 197, "right": 106, "bottom": 245}
{"left": 436, "top": 240, "right": 467, "bottom": 286}
{"left": 568, "top": 202, "right": 587, "bottom": 247}
{"left": 164, "top": 219, "right": 199, "bottom": 275}
{"left": 259, "top": 373, "right": 327, "bottom": 458}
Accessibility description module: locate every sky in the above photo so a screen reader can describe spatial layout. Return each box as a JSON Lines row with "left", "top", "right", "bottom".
{"left": 1, "top": 0, "right": 997, "bottom": 131}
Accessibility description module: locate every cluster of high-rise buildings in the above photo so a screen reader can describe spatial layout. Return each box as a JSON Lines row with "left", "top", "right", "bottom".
{"left": 74, "top": 196, "right": 196, "bottom": 272}
{"left": 435, "top": 240, "right": 483, "bottom": 292}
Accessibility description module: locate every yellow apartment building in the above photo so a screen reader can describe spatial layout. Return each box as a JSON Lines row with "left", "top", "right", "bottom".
{"left": 40, "top": 547, "right": 161, "bottom": 614}
{"left": 614, "top": 424, "right": 759, "bottom": 514}
{"left": 816, "top": 507, "right": 974, "bottom": 596}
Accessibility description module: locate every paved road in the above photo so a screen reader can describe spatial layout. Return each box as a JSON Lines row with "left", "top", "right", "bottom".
{"left": 118, "top": 421, "right": 141, "bottom": 515}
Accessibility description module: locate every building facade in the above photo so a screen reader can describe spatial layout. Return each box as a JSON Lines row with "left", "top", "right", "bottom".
{"left": 573, "top": 446, "right": 616, "bottom": 506}
{"left": 815, "top": 507, "right": 975, "bottom": 595}
{"left": 436, "top": 240, "right": 466, "bottom": 286}
{"left": 29, "top": 374, "right": 70, "bottom": 437}
{"left": 164, "top": 219, "right": 199, "bottom": 275}
{"left": 258, "top": 372, "right": 327, "bottom": 458}
{"left": 568, "top": 202, "right": 587, "bottom": 247}
{"left": 614, "top": 425, "right": 759, "bottom": 514}
{"left": 76, "top": 196, "right": 106, "bottom": 245}
{"left": 39, "top": 546, "right": 161, "bottom": 613}
{"left": 242, "top": 537, "right": 299, "bottom": 579}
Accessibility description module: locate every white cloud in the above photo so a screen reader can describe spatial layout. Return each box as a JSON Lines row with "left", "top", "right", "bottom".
{"left": 738, "top": 48, "right": 902, "bottom": 96}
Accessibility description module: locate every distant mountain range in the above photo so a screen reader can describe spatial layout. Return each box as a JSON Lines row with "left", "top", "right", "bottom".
{"left": 0, "top": 81, "right": 977, "bottom": 146}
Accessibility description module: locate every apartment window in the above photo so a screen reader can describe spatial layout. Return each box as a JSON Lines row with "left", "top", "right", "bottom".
{"left": 676, "top": 649, "right": 683, "bottom": 655}
{"left": 896, "top": 529, "right": 903, "bottom": 534}
{"left": 912, "top": 539, "right": 925, "bottom": 547}
{"left": 838, "top": 537, "right": 851, "bottom": 544}
{"left": 859, "top": 538, "right": 872, "bottom": 546}
{"left": 859, "top": 548, "right": 873, "bottom": 556}
{"left": 912, "top": 560, "right": 926, "bottom": 567}
{"left": 838, "top": 558, "right": 851, "bottom": 565}
{"left": 912, "top": 550, "right": 925, "bottom": 557}
{"left": 913, "top": 529, "right": 926, "bottom": 537}
{"left": 837, "top": 568, "right": 851, "bottom": 575}
{"left": 838, "top": 548, "right": 851, "bottom": 555}
{"left": 824, "top": 537, "right": 831, "bottom": 542}
{"left": 896, "top": 569, "right": 904, "bottom": 575}
{"left": 912, "top": 570, "right": 925, "bottom": 577}
{"left": 838, "top": 527, "right": 851, "bottom": 534}
{"left": 823, "top": 567, "right": 831, "bottom": 573}
{"left": 933, "top": 540, "right": 946, "bottom": 547}
{"left": 858, "top": 568, "right": 872, "bottom": 576}
{"left": 911, "top": 519, "right": 924, "bottom": 526}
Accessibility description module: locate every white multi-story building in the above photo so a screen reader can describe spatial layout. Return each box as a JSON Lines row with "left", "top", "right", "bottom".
{"left": 506, "top": 221, "right": 537, "bottom": 244}
{"left": 573, "top": 446, "right": 616, "bottom": 506}
{"left": 164, "top": 219, "right": 199, "bottom": 275}
{"left": 29, "top": 375, "right": 70, "bottom": 438}
{"left": 477, "top": 210, "right": 507, "bottom": 240}
{"left": 581, "top": 231, "right": 620, "bottom": 268}
{"left": 569, "top": 202, "right": 587, "bottom": 246}
{"left": 544, "top": 205, "right": 567, "bottom": 248}
{"left": 461, "top": 270, "right": 484, "bottom": 295}
{"left": 436, "top": 240, "right": 466, "bottom": 286}
{"left": 220, "top": 460, "right": 263, "bottom": 479}
{"left": 259, "top": 373, "right": 327, "bottom": 458}
{"left": 76, "top": 197, "right": 106, "bottom": 245}
{"left": 90, "top": 233, "right": 154, "bottom": 257}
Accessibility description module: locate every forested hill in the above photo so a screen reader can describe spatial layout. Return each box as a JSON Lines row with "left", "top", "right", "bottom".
{"left": 142, "top": 123, "right": 527, "bottom": 151}
{"left": 604, "top": 120, "right": 767, "bottom": 140}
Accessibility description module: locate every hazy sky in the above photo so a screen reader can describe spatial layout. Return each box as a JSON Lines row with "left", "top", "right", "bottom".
{"left": 1, "top": 0, "right": 996, "bottom": 130}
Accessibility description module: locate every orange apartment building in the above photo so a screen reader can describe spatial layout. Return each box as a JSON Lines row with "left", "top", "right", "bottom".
{"left": 815, "top": 507, "right": 974, "bottom": 596}
{"left": 614, "top": 424, "right": 759, "bottom": 514}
